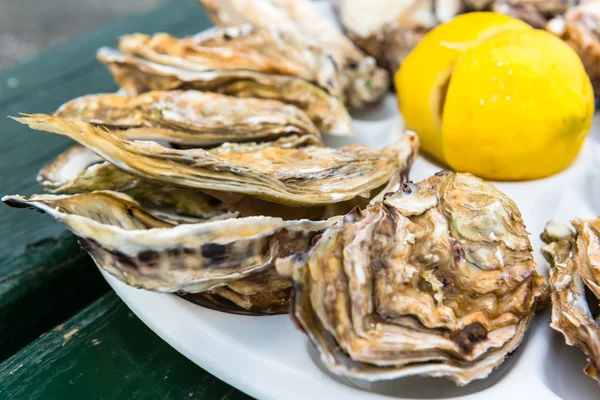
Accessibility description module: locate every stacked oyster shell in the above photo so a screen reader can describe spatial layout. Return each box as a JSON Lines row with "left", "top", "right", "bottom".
{"left": 542, "top": 219, "right": 600, "bottom": 382}
{"left": 4, "top": 107, "right": 417, "bottom": 314}
{"left": 278, "top": 172, "right": 547, "bottom": 385}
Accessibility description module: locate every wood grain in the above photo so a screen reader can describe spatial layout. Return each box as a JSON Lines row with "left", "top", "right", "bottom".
{"left": 0, "top": 292, "right": 252, "bottom": 400}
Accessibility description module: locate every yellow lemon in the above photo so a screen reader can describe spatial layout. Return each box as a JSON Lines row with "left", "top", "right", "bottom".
{"left": 395, "top": 12, "right": 594, "bottom": 181}
{"left": 442, "top": 29, "right": 594, "bottom": 180}
{"left": 396, "top": 12, "right": 531, "bottom": 162}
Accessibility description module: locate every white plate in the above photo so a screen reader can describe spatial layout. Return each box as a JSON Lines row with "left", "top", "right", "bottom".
{"left": 100, "top": 3, "right": 600, "bottom": 399}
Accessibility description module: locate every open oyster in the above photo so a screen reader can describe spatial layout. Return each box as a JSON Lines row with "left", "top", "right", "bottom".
{"left": 333, "top": 0, "right": 464, "bottom": 74}
{"left": 13, "top": 114, "right": 418, "bottom": 219}
{"left": 97, "top": 47, "right": 352, "bottom": 136}
{"left": 542, "top": 219, "right": 600, "bottom": 382}
{"left": 278, "top": 172, "right": 547, "bottom": 385}
{"left": 2, "top": 191, "right": 335, "bottom": 314}
{"left": 547, "top": 1, "right": 600, "bottom": 96}
{"left": 199, "top": 0, "right": 389, "bottom": 111}
{"left": 55, "top": 91, "right": 322, "bottom": 147}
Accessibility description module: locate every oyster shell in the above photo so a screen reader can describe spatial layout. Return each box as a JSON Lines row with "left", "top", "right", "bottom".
{"left": 55, "top": 91, "right": 322, "bottom": 147}
{"left": 334, "top": 0, "right": 464, "bottom": 74}
{"left": 542, "top": 219, "right": 600, "bottom": 382}
{"left": 14, "top": 115, "right": 418, "bottom": 215}
{"left": 37, "top": 145, "right": 233, "bottom": 221}
{"left": 277, "top": 172, "right": 547, "bottom": 385}
{"left": 97, "top": 47, "right": 353, "bottom": 136}
{"left": 120, "top": 27, "right": 342, "bottom": 98}
{"left": 547, "top": 1, "right": 600, "bottom": 96}
{"left": 199, "top": 0, "right": 390, "bottom": 111}
{"left": 466, "top": 1, "right": 578, "bottom": 28}
{"left": 2, "top": 191, "right": 335, "bottom": 314}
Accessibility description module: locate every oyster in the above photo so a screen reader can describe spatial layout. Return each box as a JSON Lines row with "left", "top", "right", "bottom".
{"left": 2, "top": 191, "right": 335, "bottom": 314}
{"left": 97, "top": 47, "right": 353, "bottom": 136}
{"left": 55, "top": 91, "right": 322, "bottom": 147}
{"left": 542, "top": 219, "right": 600, "bottom": 382}
{"left": 199, "top": 0, "right": 390, "bottom": 111}
{"left": 120, "top": 27, "right": 342, "bottom": 98}
{"left": 13, "top": 115, "right": 418, "bottom": 217}
{"left": 466, "top": 1, "right": 578, "bottom": 28}
{"left": 333, "top": 0, "right": 464, "bottom": 74}
{"left": 37, "top": 145, "right": 232, "bottom": 221}
{"left": 547, "top": 1, "right": 600, "bottom": 96}
{"left": 277, "top": 172, "right": 547, "bottom": 385}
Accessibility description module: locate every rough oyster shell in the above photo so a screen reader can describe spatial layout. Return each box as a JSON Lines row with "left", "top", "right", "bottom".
{"left": 547, "top": 1, "right": 600, "bottom": 96}
{"left": 199, "top": 0, "right": 390, "bottom": 111}
{"left": 334, "top": 0, "right": 464, "bottom": 74}
{"left": 466, "top": 1, "right": 578, "bottom": 28}
{"left": 14, "top": 115, "right": 418, "bottom": 214}
{"left": 55, "top": 91, "right": 322, "bottom": 147}
{"left": 37, "top": 145, "right": 233, "bottom": 222}
{"left": 2, "top": 191, "right": 335, "bottom": 314}
{"left": 277, "top": 172, "right": 547, "bottom": 385}
{"left": 120, "top": 26, "right": 342, "bottom": 98}
{"left": 97, "top": 47, "right": 353, "bottom": 136}
{"left": 542, "top": 219, "right": 600, "bottom": 382}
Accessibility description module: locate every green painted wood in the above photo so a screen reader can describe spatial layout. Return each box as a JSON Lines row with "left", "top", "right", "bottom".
{"left": 0, "top": 0, "right": 212, "bottom": 358}
{"left": 0, "top": 292, "right": 252, "bottom": 400}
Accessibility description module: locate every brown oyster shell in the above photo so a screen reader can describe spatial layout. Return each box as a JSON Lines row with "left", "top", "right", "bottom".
{"left": 13, "top": 115, "right": 418, "bottom": 216}
{"left": 199, "top": 0, "right": 389, "bottom": 111}
{"left": 547, "top": 1, "right": 600, "bottom": 96}
{"left": 334, "top": 0, "right": 464, "bottom": 74}
{"left": 2, "top": 191, "right": 335, "bottom": 314}
{"left": 278, "top": 172, "right": 547, "bottom": 385}
{"left": 97, "top": 47, "right": 353, "bottom": 136}
{"left": 55, "top": 91, "right": 322, "bottom": 147}
{"left": 542, "top": 219, "right": 600, "bottom": 383}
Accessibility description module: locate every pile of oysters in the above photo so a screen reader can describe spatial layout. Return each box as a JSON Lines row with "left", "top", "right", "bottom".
{"left": 335, "top": 0, "right": 600, "bottom": 95}
{"left": 4, "top": 0, "right": 600, "bottom": 389}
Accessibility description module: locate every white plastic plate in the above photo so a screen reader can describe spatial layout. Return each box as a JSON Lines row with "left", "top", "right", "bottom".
{"left": 100, "top": 3, "right": 600, "bottom": 399}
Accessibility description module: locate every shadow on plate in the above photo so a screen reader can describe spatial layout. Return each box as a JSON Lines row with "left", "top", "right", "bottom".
{"left": 306, "top": 336, "right": 524, "bottom": 399}
{"left": 542, "top": 326, "right": 599, "bottom": 399}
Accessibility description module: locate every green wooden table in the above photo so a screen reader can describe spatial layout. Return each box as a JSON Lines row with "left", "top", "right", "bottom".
{"left": 0, "top": 0, "right": 252, "bottom": 398}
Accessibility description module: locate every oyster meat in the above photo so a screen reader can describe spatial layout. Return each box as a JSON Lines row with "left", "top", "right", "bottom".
{"left": 2, "top": 191, "right": 335, "bottom": 314}
{"left": 199, "top": 0, "right": 390, "bottom": 111}
{"left": 334, "top": 0, "right": 464, "bottom": 74}
{"left": 547, "top": 1, "right": 600, "bottom": 96}
{"left": 278, "top": 172, "right": 547, "bottom": 385}
{"left": 542, "top": 219, "right": 600, "bottom": 382}
{"left": 97, "top": 47, "right": 353, "bottom": 136}
{"left": 14, "top": 115, "right": 418, "bottom": 218}
{"left": 55, "top": 91, "right": 322, "bottom": 147}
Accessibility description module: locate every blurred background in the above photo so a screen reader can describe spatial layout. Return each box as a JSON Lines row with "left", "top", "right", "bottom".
{"left": 0, "top": 0, "right": 162, "bottom": 71}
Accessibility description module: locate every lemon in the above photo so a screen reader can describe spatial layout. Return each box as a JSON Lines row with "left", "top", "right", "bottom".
{"left": 395, "top": 12, "right": 594, "bottom": 181}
